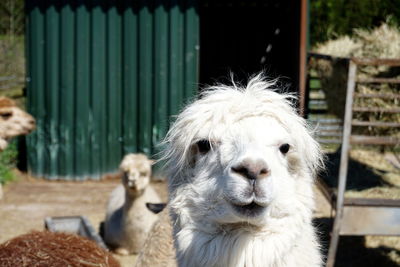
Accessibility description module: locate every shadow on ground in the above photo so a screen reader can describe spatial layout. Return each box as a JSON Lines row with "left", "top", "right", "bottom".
{"left": 314, "top": 217, "right": 400, "bottom": 267}
{"left": 320, "top": 148, "right": 390, "bottom": 190}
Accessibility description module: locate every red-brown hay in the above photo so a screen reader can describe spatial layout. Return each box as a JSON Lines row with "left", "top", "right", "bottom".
{"left": 0, "top": 231, "right": 120, "bottom": 267}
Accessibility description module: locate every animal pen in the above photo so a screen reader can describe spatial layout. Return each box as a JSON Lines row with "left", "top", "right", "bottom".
{"left": 307, "top": 53, "right": 400, "bottom": 267}
{"left": 25, "top": 0, "right": 307, "bottom": 180}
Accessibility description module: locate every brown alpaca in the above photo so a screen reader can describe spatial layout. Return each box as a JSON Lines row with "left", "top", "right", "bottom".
{"left": 0, "top": 97, "right": 35, "bottom": 151}
{"left": 0, "top": 231, "right": 120, "bottom": 267}
{"left": 0, "top": 97, "right": 35, "bottom": 199}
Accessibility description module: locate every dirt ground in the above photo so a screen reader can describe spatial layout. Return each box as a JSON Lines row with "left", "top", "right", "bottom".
{"left": 0, "top": 172, "right": 168, "bottom": 267}
{"left": 0, "top": 170, "right": 399, "bottom": 267}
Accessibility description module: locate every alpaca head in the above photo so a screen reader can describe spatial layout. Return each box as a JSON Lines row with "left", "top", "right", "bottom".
{"left": 0, "top": 97, "right": 35, "bottom": 140}
{"left": 119, "top": 153, "right": 154, "bottom": 196}
{"left": 163, "top": 74, "right": 323, "bottom": 228}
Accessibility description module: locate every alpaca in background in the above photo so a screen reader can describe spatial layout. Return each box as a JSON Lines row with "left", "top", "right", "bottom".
{"left": 104, "top": 153, "right": 161, "bottom": 255}
{"left": 0, "top": 97, "right": 35, "bottom": 199}
{"left": 0, "top": 97, "right": 35, "bottom": 152}
{"left": 160, "top": 74, "right": 324, "bottom": 267}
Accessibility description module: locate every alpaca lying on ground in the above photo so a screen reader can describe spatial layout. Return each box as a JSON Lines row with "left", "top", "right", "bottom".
{"left": 0, "top": 97, "right": 35, "bottom": 151}
{"left": 0, "top": 231, "right": 120, "bottom": 267}
{"left": 159, "top": 74, "right": 324, "bottom": 267}
{"left": 104, "top": 153, "right": 161, "bottom": 255}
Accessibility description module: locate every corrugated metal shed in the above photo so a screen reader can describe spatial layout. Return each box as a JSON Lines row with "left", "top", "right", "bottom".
{"left": 25, "top": 0, "right": 307, "bottom": 180}
{"left": 26, "top": 1, "right": 199, "bottom": 179}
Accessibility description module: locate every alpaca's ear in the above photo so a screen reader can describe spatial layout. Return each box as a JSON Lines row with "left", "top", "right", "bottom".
{"left": 289, "top": 116, "right": 324, "bottom": 176}
{"left": 119, "top": 159, "right": 132, "bottom": 172}
{"left": 301, "top": 130, "right": 324, "bottom": 175}
{"left": 149, "top": 159, "right": 156, "bottom": 165}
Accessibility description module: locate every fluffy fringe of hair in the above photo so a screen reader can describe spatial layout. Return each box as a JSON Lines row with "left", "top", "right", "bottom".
{"left": 159, "top": 73, "right": 324, "bottom": 189}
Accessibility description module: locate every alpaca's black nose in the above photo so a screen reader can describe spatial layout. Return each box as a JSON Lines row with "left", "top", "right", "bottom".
{"left": 231, "top": 158, "right": 270, "bottom": 180}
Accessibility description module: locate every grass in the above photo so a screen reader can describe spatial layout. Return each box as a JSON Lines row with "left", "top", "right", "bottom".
{"left": 0, "top": 142, "right": 18, "bottom": 185}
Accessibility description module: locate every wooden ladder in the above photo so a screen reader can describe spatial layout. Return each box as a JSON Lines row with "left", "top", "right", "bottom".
{"left": 326, "top": 58, "right": 400, "bottom": 267}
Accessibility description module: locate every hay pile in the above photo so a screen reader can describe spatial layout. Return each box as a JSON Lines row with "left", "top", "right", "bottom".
{"left": 0, "top": 231, "right": 120, "bottom": 267}
{"left": 315, "top": 23, "right": 400, "bottom": 59}
{"left": 311, "top": 23, "right": 400, "bottom": 137}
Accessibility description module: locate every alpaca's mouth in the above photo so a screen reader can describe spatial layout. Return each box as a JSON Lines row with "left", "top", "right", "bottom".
{"left": 232, "top": 202, "right": 266, "bottom": 217}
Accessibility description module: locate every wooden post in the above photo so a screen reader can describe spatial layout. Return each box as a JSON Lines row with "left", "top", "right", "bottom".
{"left": 299, "top": 0, "right": 308, "bottom": 116}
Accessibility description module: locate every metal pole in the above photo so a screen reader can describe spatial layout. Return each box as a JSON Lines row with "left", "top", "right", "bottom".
{"left": 326, "top": 60, "right": 357, "bottom": 267}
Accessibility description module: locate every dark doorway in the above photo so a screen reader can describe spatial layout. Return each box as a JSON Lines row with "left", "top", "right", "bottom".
{"left": 199, "top": 0, "right": 301, "bottom": 92}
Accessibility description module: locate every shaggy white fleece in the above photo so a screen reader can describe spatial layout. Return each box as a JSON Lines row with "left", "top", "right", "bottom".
{"left": 162, "top": 74, "right": 324, "bottom": 267}
{"left": 104, "top": 154, "right": 160, "bottom": 255}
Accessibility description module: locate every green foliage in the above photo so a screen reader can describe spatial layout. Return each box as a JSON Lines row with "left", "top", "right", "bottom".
{"left": 0, "top": 142, "right": 18, "bottom": 185}
{"left": 310, "top": 0, "right": 400, "bottom": 46}
{"left": 0, "top": 35, "right": 25, "bottom": 89}
{"left": 0, "top": 0, "right": 24, "bottom": 36}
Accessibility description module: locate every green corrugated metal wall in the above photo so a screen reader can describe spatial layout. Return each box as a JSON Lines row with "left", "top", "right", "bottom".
{"left": 26, "top": 1, "right": 199, "bottom": 180}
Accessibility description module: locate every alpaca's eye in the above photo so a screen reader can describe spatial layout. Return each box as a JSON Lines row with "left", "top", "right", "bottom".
{"left": 0, "top": 112, "right": 12, "bottom": 120}
{"left": 279, "top": 143, "right": 290, "bottom": 154}
{"left": 196, "top": 139, "right": 211, "bottom": 154}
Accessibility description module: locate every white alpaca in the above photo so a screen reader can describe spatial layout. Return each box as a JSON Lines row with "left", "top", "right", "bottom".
{"left": 135, "top": 208, "right": 176, "bottom": 267}
{"left": 161, "top": 74, "right": 324, "bottom": 267}
{"left": 104, "top": 153, "right": 161, "bottom": 255}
